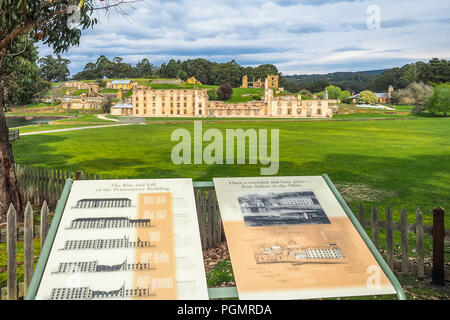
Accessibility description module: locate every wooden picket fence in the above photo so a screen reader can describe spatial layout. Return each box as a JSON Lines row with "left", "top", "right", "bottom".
{"left": 1, "top": 164, "right": 447, "bottom": 299}
{"left": 1, "top": 189, "right": 224, "bottom": 300}
{"left": 1, "top": 202, "right": 50, "bottom": 300}
{"left": 357, "top": 204, "right": 448, "bottom": 282}
{"left": 15, "top": 164, "right": 125, "bottom": 210}
{"left": 1, "top": 200, "right": 447, "bottom": 299}
{"left": 8, "top": 129, "right": 19, "bottom": 142}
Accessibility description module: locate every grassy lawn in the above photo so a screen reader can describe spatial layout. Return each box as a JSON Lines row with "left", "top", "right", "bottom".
{"left": 333, "top": 113, "right": 416, "bottom": 119}
{"left": 0, "top": 239, "right": 41, "bottom": 289}
{"left": 11, "top": 117, "right": 450, "bottom": 228}
{"left": 52, "top": 114, "right": 115, "bottom": 123}
{"left": 17, "top": 123, "right": 109, "bottom": 134}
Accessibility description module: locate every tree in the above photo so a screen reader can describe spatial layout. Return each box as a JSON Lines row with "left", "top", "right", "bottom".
{"left": 0, "top": 0, "right": 141, "bottom": 221}
{"left": 177, "top": 69, "right": 187, "bottom": 81}
{"left": 39, "top": 54, "right": 70, "bottom": 82}
{"left": 135, "top": 58, "right": 154, "bottom": 78}
{"left": 324, "top": 85, "right": 342, "bottom": 100}
{"left": 217, "top": 83, "right": 233, "bottom": 100}
{"left": 101, "top": 95, "right": 114, "bottom": 114}
{"left": 427, "top": 83, "right": 450, "bottom": 116}
{"left": 339, "top": 90, "right": 352, "bottom": 103}
{"left": 358, "top": 90, "right": 378, "bottom": 104}
{"left": 391, "top": 82, "right": 433, "bottom": 106}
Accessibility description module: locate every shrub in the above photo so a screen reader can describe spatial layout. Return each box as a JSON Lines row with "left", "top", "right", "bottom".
{"left": 427, "top": 83, "right": 450, "bottom": 116}
{"left": 412, "top": 105, "right": 426, "bottom": 114}
{"left": 392, "top": 82, "right": 433, "bottom": 106}
{"left": 207, "top": 89, "right": 218, "bottom": 100}
{"left": 217, "top": 83, "right": 233, "bottom": 100}
{"left": 252, "top": 94, "right": 262, "bottom": 101}
{"left": 358, "top": 90, "right": 378, "bottom": 104}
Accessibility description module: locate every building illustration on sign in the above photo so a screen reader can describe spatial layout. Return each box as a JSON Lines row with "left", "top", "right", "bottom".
{"left": 238, "top": 191, "right": 330, "bottom": 226}
{"left": 73, "top": 198, "right": 133, "bottom": 209}
{"left": 67, "top": 217, "right": 151, "bottom": 229}
{"left": 254, "top": 242, "right": 346, "bottom": 265}
{"left": 53, "top": 258, "right": 154, "bottom": 274}
{"left": 61, "top": 236, "right": 152, "bottom": 250}
{"left": 50, "top": 284, "right": 154, "bottom": 300}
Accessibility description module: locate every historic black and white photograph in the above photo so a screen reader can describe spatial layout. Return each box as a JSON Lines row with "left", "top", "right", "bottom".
{"left": 238, "top": 191, "right": 330, "bottom": 226}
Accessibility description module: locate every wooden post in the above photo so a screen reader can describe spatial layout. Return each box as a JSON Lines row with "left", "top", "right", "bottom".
{"left": 385, "top": 205, "right": 394, "bottom": 270}
{"left": 432, "top": 207, "right": 445, "bottom": 285}
{"left": 400, "top": 207, "right": 409, "bottom": 275}
{"left": 75, "top": 171, "right": 83, "bottom": 181}
{"left": 40, "top": 201, "right": 49, "bottom": 250}
{"left": 415, "top": 207, "right": 424, "bottom": 279}
{"left": 24, "top": 202, "right": 34, "bottom": 295}
{"left": 372, "top": 206, "right": 379, "bottom": 249}
{"left": 7, "top": 204, "right": 17, "bottom": 300}
{"left": 358, "top": 204, "right": 365, "bottom": 228}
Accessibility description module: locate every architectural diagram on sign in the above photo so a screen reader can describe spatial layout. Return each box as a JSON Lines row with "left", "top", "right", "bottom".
{"left": 50, "top": 284, "right": 155, "bottom": 300}
{"left": 52, "top": 257, "right": 154, "bottom": 274}
{"left": 72, "top": 198, "right": 133, "bottom": 209}
{"left": 254, "top": 242, "right": 346, "bottom": 265}
{"left": 60, "top": 235, "right": 153, "bottom": 250}
{"left": 66, "top": 217, "right": 152, "bottom": 230}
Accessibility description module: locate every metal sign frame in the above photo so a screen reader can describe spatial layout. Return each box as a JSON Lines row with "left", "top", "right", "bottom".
{"left": 25, "top": 175, "right": 406, "bottom": 300}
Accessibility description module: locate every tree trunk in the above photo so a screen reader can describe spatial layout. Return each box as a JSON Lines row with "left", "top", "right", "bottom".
{"left": 0, "top": 89, "right": 24, "bottom": 223}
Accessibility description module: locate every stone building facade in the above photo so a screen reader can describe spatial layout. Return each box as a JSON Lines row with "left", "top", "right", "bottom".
{"left": 119, "top": 80, "right": 334, "bottom": 119}
{"left": 61, "top": 93, "right": 104, "bottom": 110}
{"left": 132, "top": 87, "right": 209, "bottom": 117}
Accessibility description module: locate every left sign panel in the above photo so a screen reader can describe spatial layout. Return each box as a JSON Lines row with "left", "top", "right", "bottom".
{"left": 35, "top": 179, "right": 208, "bottom": 300}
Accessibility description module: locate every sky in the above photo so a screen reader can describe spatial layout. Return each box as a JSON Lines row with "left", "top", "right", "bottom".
{"left": 37, "top": 0, "right": 450, "bottom": 75}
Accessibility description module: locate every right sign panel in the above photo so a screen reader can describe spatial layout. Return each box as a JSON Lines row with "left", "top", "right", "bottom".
{"left": 213, "top": 176, "right": 396, "bottom": 300}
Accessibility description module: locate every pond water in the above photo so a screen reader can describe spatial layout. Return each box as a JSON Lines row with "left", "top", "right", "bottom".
{"left": 6, "top": 116, "right": 66, "bottom": 128}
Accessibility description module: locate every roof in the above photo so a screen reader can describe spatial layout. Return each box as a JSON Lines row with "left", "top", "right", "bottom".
{"left": 111, "top": 80, "right": 132, "bottom": 85}
{"left": 349, "top": 92, "right": 388, "bottom": 99}
{"left": 111, "top": 103, "right": 133, "bottom": 109}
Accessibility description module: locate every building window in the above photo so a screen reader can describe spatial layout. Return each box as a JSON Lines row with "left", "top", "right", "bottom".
{"left": 277, "top": 108, "right": 282, "bottom": 115}
{"left": 317, "top": 108, "right": 322, "bottom": 115}
{"left": 287, "top": 108, "right": 292, "bottom": 115}
{"left": 297, "top": 108, "right": 302, "bottom": 114}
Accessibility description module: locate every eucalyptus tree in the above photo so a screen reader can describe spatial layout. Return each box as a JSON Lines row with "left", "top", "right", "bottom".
{"left": 0, "top": 0, "right": 142, "bottom": 221}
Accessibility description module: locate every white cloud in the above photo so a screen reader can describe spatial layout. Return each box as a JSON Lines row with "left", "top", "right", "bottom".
{"left": 38, "top": 0, "right": 450, "bottom": 75}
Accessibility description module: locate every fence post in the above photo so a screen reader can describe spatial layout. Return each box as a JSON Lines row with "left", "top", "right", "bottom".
{"left": 415, "top": 207, "right": 424, "bottom": 279}
{"left": 7, "top": 204, "right": 17, "bottom": 300}
{"left": 400, "top": 207, "right": 409, "bottom": 275}
{"left": 358, "top": 204, "right": 365, "bottom": 228}
{"left": 24, "top": 202, "right": 34, "bottom": 296}
{"left": 385, "top": 205, "right": 394, "bottom": 270}
{"left": 372, "top": 206, "right": 379, "bottom": 249}
{"left": 40, "top": 201, "right": 49, "bottom": 250}
{"left": 75, "top": 171, "right": 83, "bottom": 181}
{"left": 432, "top": 207, "right": 445, "bottom": 285}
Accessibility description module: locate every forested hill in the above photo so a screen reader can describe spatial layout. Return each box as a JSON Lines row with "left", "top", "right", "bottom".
{"left": 283, "top": 71, "right": 384, "bottom": 93}
{"left": 284, "top": 58, "right": 450, "bottom": 93}
{"left": 67, "top": 55, "right": 449, "bottom": 95}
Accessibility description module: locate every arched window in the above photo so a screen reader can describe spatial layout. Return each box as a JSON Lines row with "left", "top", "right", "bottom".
{"left": 277, "top": 108, "right": 282, "bottom": 115}
{"left": 317, "top": 108, "right": 322, "bottom": 115}
{"left": 297, "top": 108, "right": 302, "bottom": 114}
{"left": 287, "top": 108, "right": 292, "bottom": 115}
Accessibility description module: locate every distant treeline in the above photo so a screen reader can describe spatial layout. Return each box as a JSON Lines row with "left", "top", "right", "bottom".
{"left": 71, "top": 56, "right": 449, "bottom": 94}
{"left": 285, "top": 58, "right": 450, "bottom": 93}
{"left": 72, "top": 56, "right": 286, "bottom": 89}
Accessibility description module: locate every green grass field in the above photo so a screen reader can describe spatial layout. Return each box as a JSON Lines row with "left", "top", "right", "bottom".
{"left": 11, "top": 117, "right": 450, "bottom": 228}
